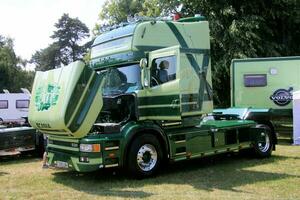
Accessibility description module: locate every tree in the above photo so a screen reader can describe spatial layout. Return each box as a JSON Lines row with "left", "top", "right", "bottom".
{"left": 52, "top": 13, "right": 90, "bottom": 65}
{"left": 160, "top": 0, "right": 300, "bottom": 106}
{"left": 94, "top": 0, "right": 162, "bottom": 35}
{"left": 31, "top": 43, "right": 61, "bottom": 71}
{"left": 31, "top": 13, "right": 90, "bottom": 71}
{"left": 0, "top": 35, "right": 34, "bottom": 92}
{"left": 94, "top": 0, "right": 300, "bottom": 107}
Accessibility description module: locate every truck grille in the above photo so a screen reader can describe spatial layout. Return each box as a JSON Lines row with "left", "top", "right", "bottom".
{"left": 47, "top": 137, "right": 79, "bottom": 154}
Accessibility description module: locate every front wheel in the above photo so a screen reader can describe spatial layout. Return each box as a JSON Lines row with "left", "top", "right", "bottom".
{"left": 127, "top": 134, "right": 163, "bottom": 178}
{"left": 253, "top": 124, "right": 273, "bottom": 157}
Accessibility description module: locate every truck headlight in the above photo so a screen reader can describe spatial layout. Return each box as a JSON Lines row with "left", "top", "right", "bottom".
{"left": 80, "top": 144, "right": 101, "bottom": 152}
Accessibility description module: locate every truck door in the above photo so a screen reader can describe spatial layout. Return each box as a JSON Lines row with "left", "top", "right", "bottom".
{"left": 138, "top": 46, "right": 181, "bottom": 121}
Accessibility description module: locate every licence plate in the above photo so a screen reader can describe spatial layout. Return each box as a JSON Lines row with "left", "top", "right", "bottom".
{"left": 56, "top": 161, "right": 68, "bottom": 169}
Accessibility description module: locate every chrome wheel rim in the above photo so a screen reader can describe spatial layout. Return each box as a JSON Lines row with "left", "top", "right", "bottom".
{"left": 137, "top": 144, "right": 157, "bottom": 172}
{"left": 258, "top": 132, "right": 270, "bottom": 153}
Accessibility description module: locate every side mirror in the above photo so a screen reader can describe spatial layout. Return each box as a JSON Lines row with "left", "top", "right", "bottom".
{"left": 139, "top": 58, "right": 148, "bottom": 69}
{"left": 140, "top": 58, "right": 150, "bottom": 88}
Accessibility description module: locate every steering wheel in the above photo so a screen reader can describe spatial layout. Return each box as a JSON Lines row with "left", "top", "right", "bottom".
{"left": 151, "top": 77, "right": 160, "bottom": 86}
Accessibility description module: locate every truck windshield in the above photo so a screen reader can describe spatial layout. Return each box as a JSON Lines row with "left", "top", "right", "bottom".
{"left": 102, "top": 64, "right": 141, "bottom": 96}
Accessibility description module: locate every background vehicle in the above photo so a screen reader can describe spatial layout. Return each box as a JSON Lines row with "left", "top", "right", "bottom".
{"left": 0, "top": 126, "right": 44, "bottom": 156}
{"left": 216, "top": 56, "right": 300, "bottom": 142}
{"left": 29, "top": 16, "right": 276, "bottom": 177}
{"left": 0, "top": 89, "right": 44, "bottom": 156}
{"left": 0, "top": 88, "right": 31, "bottom": 125}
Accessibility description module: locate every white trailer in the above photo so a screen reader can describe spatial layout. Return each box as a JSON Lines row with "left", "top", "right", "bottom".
{"left": 293, "top": 91, "right": 300, "bottom": 145}
{"left": 0, "top": 88, "right": 30, "bottom": 124}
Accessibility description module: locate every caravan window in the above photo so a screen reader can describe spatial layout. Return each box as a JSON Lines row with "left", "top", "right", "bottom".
{"left": 16, "top": 100, "right": 29, "bottom": 108}
{"left": 0, "top": 100, "right": 8, "bottom": 109}
{"left": 244, "top": 74, "right": 267, "bottom": 87}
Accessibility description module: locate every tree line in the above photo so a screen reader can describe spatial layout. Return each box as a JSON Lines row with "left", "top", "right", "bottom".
{"left": 0, "top": 36, "right": 34, "bottom": 92}
{"left": 1, "top": 1, "right": 299, "bottom": 106}
{"left": 97, "top": 0, "right": 300, "bottom": 106}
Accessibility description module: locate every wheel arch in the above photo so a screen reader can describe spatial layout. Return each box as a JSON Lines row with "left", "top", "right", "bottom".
{"left": 121, "top": 122, "right": 169, "bottom": 168}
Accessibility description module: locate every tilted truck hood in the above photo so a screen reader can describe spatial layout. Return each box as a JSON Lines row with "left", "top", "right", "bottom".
{"left": 29, "top": 61, "right": 104, "bottom": 138}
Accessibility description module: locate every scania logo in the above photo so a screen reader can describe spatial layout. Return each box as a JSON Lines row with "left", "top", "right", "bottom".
{"left": 270, "top": 87, "right": 293, "bottom": 106}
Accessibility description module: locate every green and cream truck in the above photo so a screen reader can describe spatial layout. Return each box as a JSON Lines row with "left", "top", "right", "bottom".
{"left": 216, "top": 57, "right": 300, "bottom": 140}
{"left": 28, "top": 16, "right": 276, "bottom": 177}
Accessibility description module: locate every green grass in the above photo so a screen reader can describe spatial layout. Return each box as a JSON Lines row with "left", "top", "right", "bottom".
{"left": 1, "top": 144, "right": 300, "bottom": 200}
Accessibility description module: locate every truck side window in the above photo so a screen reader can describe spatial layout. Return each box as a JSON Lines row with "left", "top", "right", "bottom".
{"left": 16, "top": 100, "right": 30, "bottom": 109}
{"left": 151, "top": 56, "right": 176, "bottom": 86}
{"left": 0, "top": 100, "right": 8, "bottom": 109}
{"left": 244, "top": 74, "right": 267, "bottom": 87}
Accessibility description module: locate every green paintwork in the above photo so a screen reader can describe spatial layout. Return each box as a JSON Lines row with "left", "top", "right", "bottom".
{"left": 164, "top": 119, "right": 256, "bottom": 160}
{"left": 27, "top": 17, "right": 272, "bottom": 173}
{"left": 177, "top": 16, "right": 206, "bottom": 22}
{"left": 231, "top": 56, "right": 300, "bottom": 110}
{"left": 34, "top": 84, "right": 60, "bottom": 111}
{"left": 200, "top": 119, "right": 255, "bottom": 129}
{"left": 230, "top": 56, "right": 299, "bottom": 135}
{"left": 45, "top": 117, "right": 264, "bottom": 172}
{"left": 29, "top": 61, "right": 105, "bottom": 138}
{"left": 90, "top": 19, "right": 214, "bottom": 120}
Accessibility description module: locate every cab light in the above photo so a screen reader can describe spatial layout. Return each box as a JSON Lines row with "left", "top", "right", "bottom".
{"left": 80, "top": 144, "right": 101, "bottom": 152}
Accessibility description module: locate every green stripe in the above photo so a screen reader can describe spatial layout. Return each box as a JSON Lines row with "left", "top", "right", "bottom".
{"left": 138, "top": 95, "right": 179, "bottom": 106}
{"left": 65, "top": 66, "right": 93, "bottom": 123}
{"left": 48, "top": 144, "right": 79, "bottom": 152}
{"left": 180, "top": 48, "right": 210, "bottom": 54}
{"left": 50, "top": 140, "right": 78, "bottom": 147}
{"left": 199, "top": 53, "right": 212, "bottom": 101}
{"left": 68, "top": 73, "right": 103, "bottom": 132}
{"left": 181, "top": 93, "right": 199, "bottom": 103}
{"left": 76, "top": 75, "right": 102, "bottom": 124}
{"left": 90, "top": 51, "right": 144, "bottom": 70}
{"left": 165, "top": 22, "right": 212, "bottom": 111}
{"left": 165, "top": 22, "right": 189, "bottom": 48}
{"left": 139, "top": 106, "right": 180, "bottom": 117}
{"left": 181, "top": 93, "right": 210, "bottom": 102}
{"left": 68, "top": 73, "right": 97, "bottom": 132}
{"left": 135, "top": 45, "right": 209, "bottom": 54}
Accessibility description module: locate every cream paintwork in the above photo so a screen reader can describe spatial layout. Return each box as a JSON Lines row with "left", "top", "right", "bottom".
{"left": 29, "top": 61, "right": 104, "bottom": 138}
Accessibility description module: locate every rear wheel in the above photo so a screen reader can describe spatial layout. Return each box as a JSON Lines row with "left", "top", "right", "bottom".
{"left": 127, "top": 134, "right": 163, "bottom": 178}
{"left": 253, "top": 124, "right": 273, "bottom": 157}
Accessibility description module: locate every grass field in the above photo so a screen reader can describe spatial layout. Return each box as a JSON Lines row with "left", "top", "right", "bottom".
{"left": 0, "top": 143, "right": 300, "bottom": 200}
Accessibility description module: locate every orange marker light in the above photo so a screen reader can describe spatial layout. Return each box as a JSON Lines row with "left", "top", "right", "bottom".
{"left": 92, "top": 144, "right": 101, "bottom": 152}
{"left": 108, "top": 153, "right": 115, "bottom": 158}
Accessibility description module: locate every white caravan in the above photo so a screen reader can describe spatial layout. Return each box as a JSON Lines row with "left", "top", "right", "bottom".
{"left": 0, "top": 88, "right": 30, "bottom": 124}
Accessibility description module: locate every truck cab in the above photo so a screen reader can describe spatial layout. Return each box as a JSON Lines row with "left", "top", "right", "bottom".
{"left": 29, "top": 17, "right": 275, "bottom": 177}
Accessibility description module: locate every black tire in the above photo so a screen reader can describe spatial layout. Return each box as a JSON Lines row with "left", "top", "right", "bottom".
{"left": 34, "top": 133, "right": 45, "bottom": 157}
{"left": 253, "top": 124, "right": 273, "bottom": 158}
{"left": 127, "top": 134, "right": 163, "bottom": 178}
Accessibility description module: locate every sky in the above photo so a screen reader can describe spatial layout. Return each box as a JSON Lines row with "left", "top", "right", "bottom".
{"left": 0, "top": 0, "right": 105, "bottom": 67}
